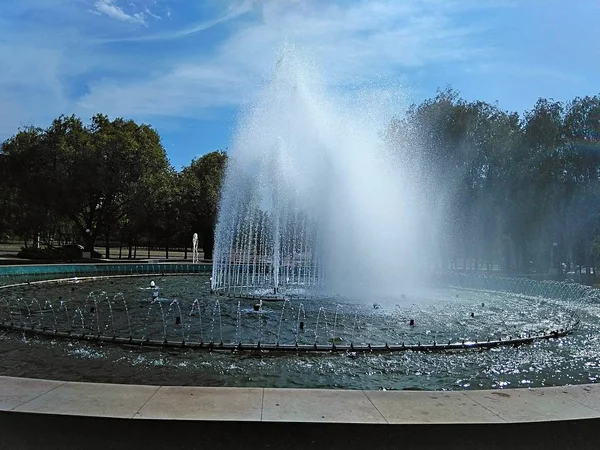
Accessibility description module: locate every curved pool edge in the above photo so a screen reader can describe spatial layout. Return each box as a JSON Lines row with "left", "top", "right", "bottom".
{"left": 1, "top": 375, "right": 600, "bottom": 424}
{"left": 2, "top": 376, "right": 600, "bottom": 450}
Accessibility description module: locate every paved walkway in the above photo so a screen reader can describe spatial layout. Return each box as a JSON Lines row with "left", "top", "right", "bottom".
{"left": 1, "top": 376, "right": 600, "bottom": 423}
{"left": 4, "top": 376, "right": 600, "bottom": 449}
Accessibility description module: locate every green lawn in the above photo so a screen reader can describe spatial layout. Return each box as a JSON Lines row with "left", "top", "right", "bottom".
{"left": 0, "top": 242, "right": 203, "bottom": 260}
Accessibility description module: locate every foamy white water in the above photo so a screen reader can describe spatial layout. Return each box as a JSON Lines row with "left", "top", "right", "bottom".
{"left": 212, "top": 45, "right": 432, "bottom": 298}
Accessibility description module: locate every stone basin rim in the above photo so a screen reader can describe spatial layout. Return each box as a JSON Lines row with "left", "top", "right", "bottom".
{"left": 1, "top": 375, "right": 600, "bottom": 424}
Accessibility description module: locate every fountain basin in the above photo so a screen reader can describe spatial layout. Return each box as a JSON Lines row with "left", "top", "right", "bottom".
{"left": 0, "top": 263, "right": 596, "bottom": 391}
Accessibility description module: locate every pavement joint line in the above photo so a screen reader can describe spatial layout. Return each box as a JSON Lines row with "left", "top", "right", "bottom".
{"left": 4, "top": 376, "right": 600, "bottom": 423}
{"left": 461, "top": 391, "right": 508, "bottom": 423}
{"left": 260, "top": 388, "right": 265, "bottom": 422}
{"left": 556, "top": 389, "right": 600, "bottom": 415}
{"left": 9, "top": 381, "right": 65, "bottom": 411}
{"left": 361, "top": 390, "right": 388, "bottom": 424}
{"left": 131, "top": 385, "right": 161, "bottom": 419}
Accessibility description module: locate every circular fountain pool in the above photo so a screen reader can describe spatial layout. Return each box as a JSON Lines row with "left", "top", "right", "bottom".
{"left": 0, "top": 268, "right": 597, "bottom": 391}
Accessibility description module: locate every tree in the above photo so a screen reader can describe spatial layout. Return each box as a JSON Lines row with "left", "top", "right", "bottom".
{"left": 1, "top": 115, "right": 172, "bottom": 256}
{"left": 0, "top": 153, "right": 14, "bottom": 238}
{"left": 3, "top": 91, "right": 600, "bottom": 273}
{"left": 563, "top": 95, "right": 600, "bottom": 272}
{"left": 1, "top": 124, "right": 65, "bottom": 245}
{"left": 83, "top": 115, "right": 172, "bottom": 256}
{"left": 181, "top": 151, "right": 228, "bottom": 260}
{"left": 389, "top": 89, "right": 525, "bottom": 271}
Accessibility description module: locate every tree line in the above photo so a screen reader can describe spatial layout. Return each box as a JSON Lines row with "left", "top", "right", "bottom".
{"left": 1, "top": 89, "right": 599, "bottom": 272}
{"left": 0, "top": 114, "right": 226, "bottom": 259}
{"left": 387, "top": 89, "right": 600, "bottom": 274}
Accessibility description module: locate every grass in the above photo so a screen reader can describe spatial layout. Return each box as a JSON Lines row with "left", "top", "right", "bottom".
{"left": 0, "top": 242, "right": 204, "bottom": 260}
{"left": 0, "top": 242, "right": 21, "bottom": 254}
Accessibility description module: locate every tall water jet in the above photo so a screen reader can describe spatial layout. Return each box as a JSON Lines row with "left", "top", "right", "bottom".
{"left": 212, "top": 45, "right": 431, "bottom": 299}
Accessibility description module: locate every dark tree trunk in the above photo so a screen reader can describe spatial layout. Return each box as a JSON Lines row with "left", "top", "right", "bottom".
{"left": 202, "top": 224, "right": 215, "bottom": 260}
{"left": 105, "top": 230, "right": 111, "bottom": 259}
{"left": 84, "top": 234, "right": 95, "bottom": 253}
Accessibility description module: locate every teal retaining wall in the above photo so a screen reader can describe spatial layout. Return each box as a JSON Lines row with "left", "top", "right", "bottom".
{"left": 0, "top": 263, "right": 213, "bottom": 287}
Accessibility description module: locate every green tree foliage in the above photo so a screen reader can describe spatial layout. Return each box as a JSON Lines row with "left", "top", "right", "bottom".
{"left": 389, "top": 90, "right": 600, "bottom": 274}
{"left": 1, "top": 91, "right": 599, "bottom": 272}
{"left": 1, "top": 125, "right": 61, "bottom": 242}
{"left": 390, "top": 89, "right": 523, "bottom": 270}
{"left": 0, "top": 153, "right": 14, "bottom": 237}
{"left": 180, "top": 151, "right": 228, "bottom": 259}
{"left": 1, "top": 115, "right": 172, "bottom": 255}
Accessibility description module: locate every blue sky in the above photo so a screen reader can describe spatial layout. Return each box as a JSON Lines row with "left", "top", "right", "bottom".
{"left": 1, "top": 0, "right": 598, "bottom": 169}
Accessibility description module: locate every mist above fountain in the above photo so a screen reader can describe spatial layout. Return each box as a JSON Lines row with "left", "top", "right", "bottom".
{"left": 212, "top": 46, "right": 430, "bottom": 298}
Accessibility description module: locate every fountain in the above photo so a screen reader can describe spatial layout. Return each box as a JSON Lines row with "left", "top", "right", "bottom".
{"left": 212, "top": 45, "right": 427, "bottom": 299}
{"left": 192, "top": 233, "right": 199, "bottom": 264}
{"left": 0, "top": 47, "right": 592, "bottom": 390}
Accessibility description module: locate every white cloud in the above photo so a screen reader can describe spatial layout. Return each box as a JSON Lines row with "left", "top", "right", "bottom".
{"left": 160, "top": 0, "right": 255, "bottom": 40}
{"left": 166, "top": 0, "right": 255, "bottom": 39}
{"left": 0, "top": 0, "right": 510, "bottom": 141}
{"left": 104, "top": 0, "right": 255, "bottom": 42}
{"left": 145, "top": 8, "right": 161, "bottom": 21}
{"left": 78, "top": 64, "right": 247, "bottom": 118}
{"left": 0, "top": 1, "right": 139, "bottom": 138}
{"left": 94, "top": 0, "right": 146, "bottom": 26}
{"left": 0, "top": 38, "right": 70, "bottom": 136}
{"left": 79, "top": 0, "right": 496, "bottom": 118}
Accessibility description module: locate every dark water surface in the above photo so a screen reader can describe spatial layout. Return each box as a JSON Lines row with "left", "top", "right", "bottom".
{"left": 0, "top": 274, "right": 597, "bottom": 390}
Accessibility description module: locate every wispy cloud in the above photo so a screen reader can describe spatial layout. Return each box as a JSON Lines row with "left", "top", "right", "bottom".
{"left": 79, "top": 0, "right": 496, "bottom": 118}
{"left": 145, "top": 8, "right": 162, "bottom": 21}
{"left": 6, "top": 0, "right": 594, "bottom": 150}
{"left": 103, "top": 0, "right": 255, "bottom": 42}
{"left": 78, "top": 64, "right": 247, "bottom": 117}
{"left": 0, "top": 34, "right": 70, "bottom": 136}
{"left": 94, "top": 0, "right": 146, "bottom": 26}
{"left": 157, "top": 0, "right": 255, "bottom": 40}
{"left": 0, "top": 0, "right": 139, "bottom": 136}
